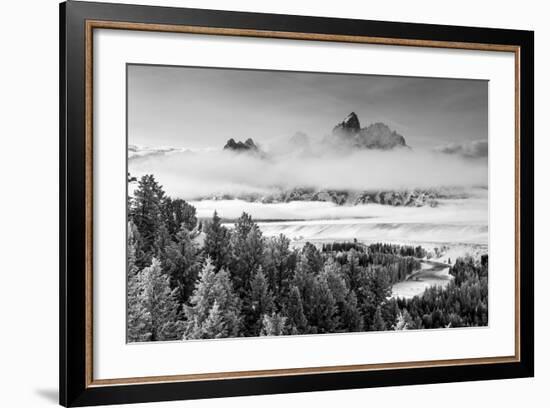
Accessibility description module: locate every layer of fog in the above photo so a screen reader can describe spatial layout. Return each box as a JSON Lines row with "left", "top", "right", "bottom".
{"left": 191, "top": 192, "right": 488, "bottom": 246}
{"left": 433, "top": 139, "right": 488, "bottom": 159}
{"left": 129, "top": 147, "right": 488, "bottom": 200}
{"left": 191, "top": 194, "right": 488, "bottom": 224}
{"left": 255, "top": 220, "right": 487, "bottom": 246}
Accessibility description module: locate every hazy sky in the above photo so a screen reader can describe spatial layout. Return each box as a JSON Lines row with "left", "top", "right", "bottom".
{"left": 127, "top": 64, "right": 488, "bottom": 150}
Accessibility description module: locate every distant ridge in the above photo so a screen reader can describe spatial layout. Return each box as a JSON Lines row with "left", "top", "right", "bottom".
{"left": 332, "top": 112, "right": 407, "bottom": 150}
{"left": 222, "top": 113, "right": 407, "bottom": 154}
{"left": 223, "top": 138, "right": 259, "bottom": 152}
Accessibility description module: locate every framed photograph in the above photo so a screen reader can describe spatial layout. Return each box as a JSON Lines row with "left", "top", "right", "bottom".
{"left": 59, "top": 1, "right": 534, "bottom": 406}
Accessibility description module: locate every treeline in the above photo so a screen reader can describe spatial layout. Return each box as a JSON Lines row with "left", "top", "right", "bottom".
{"left": 321, "top": 242, "right": 424, "bottom": 284}
{"left": 367, "top": 243, "right": 427, "bottom": 259}
{"left": 127, "top": 174, "right": 488, "bottom": 342}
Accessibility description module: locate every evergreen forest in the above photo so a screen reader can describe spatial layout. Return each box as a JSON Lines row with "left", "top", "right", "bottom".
{"left": 127, "top": 174, "right": 489, "bottom": 342}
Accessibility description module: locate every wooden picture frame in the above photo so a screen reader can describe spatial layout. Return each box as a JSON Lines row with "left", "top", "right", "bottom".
{"left": 60, "top": 1, "right": 534, "bottom": 406}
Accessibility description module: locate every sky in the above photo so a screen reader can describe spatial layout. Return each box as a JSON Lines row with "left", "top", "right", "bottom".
{"left": 127, "top": 64, "right": 488, "bottom": 150}
{"left": 127, "top": 64, "right": 489, "bottom": 201}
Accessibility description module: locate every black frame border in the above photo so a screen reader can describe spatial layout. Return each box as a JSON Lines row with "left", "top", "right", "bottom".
{"left": 60, "top": 1, "right": 534, "bottom": 406}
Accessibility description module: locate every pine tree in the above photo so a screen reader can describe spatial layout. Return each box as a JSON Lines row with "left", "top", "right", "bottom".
{"left": 393, "top": 309, "right": 414, "bottom": 330}
{"left": 162, "top": 224, "right": 201, "bottom": 306}
{"left": 126, "top": 225, "right": 151, "bottom": 342}
{"left": 262, "top": 234, "right": 295, "bottom": 305}
{"left": 321, "top": 258, "right": 348, "bottom": 304}
{"left": 300, "top": 242, "right": 324, "bottom": 274}
{"left": 292, "top": 254, "right": 317, "bottom": 323}
{"left": 162, "top": 197, "right": 197, "bottom": 237}
{"left": 200, "top": 301, "right": 228, "bottom": 339}
{"left": 356, "top": 265, "right": 392, "bottom": 328}
{"left": 137, "top": 258, "right": 182, "bottom": 341}
{"left": 284, "top": 285, "right": 308, "bottom": 334}
{"left": 340, "top": 290, "right": 363, "bottom": 332}
{"left": 154, "top": 222, "right": 171, "bottom": 259}
{"left": 310, "top": 274, "right": 339, "bottom": 333}
{"left": 229, "top": 213, "right": 264, "bottom": 296}
{"left": 243, "top": 269, "right": 274, "bottom": 336}
{"left": 371, "top": 307, "right": 387, "bottom": 331}
{"left": 127, "top": 268, "right": 152, "bottom": 342}
{"left": 128, "top": 220, "right": 147, "bottom": 273}
{"left": 380, "top": 298, "right": 400, "bottom": 328}
{"left": 131, "top": 175, "right": 165, "bottom": 268}
{"left": 203, "top": 211, "right": 231, "bottom": 271}
{"left": 184, "top": 261, "right": 242, "bottom": 339}
{"left": 260, "top": 312, "right": 287, "bottom": 336}
{"left": 343, "top": 249, "right": 362, "bottom": 291}
{"left": 127, "top": 229, "right": 152, "bottom": 342}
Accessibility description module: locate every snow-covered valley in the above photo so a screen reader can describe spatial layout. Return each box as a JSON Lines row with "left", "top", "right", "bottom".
{"left": 192, "top": 193, "right": 488, "bottom": 250}
{"left": 191, "top": 194, "right": 488, "bottom": 299}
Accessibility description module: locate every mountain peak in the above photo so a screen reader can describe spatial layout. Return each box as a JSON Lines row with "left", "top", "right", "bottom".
{"left": 224, "top": 138, "right": 259, "bottom": 152}
{"left": 334, "top": 112, "right": 361, "bottom": 133}
{"left": 331, "top": 113, "right": 407, "bottom": 150}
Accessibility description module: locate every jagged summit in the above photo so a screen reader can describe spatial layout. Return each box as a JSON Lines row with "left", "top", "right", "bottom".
{"left": 332, "top": 112, "right": 407, "bottom": 150}
{"left": 334, "top": 112, "right": 361, "bottom": 133}
{"left": 224, "top": 138, "right": 259, "bottom": 152}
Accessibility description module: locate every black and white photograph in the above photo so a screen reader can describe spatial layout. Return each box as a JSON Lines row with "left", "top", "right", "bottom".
{"left": 126, "top": 65, "right": 489, "bottom": 342}
{"left": 1, "top": 0, "right": 542, "bottom": 406}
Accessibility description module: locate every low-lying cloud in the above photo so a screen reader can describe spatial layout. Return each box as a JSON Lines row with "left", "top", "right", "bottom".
{"left": 129, "top": 145, "right": 488, "bottom": 201}
{"left": 191, "top": 195, "right": 488, "bottom": 224}
{"left": 434, "top": 139, "right": 488, "bottom": 159}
